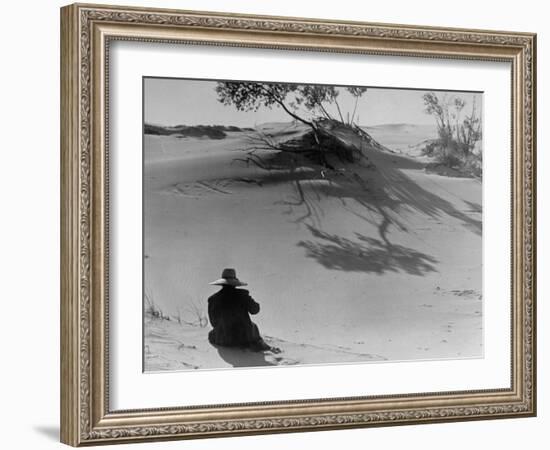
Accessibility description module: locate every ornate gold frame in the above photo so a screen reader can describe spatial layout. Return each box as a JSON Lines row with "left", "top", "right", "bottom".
{"left": 60, "top": 3, "right": 536, "bottom": 446}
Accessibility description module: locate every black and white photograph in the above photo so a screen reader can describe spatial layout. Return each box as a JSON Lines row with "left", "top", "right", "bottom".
{"left": 142, "top": 77, "right": 483, "bottom": 372}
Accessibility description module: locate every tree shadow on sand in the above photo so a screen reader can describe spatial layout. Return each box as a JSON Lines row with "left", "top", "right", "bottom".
{"left": 370, "top": 151, "right": 482, "bottom": 236}
{"left": 270, "top": 144, "right": 482, "bottom": 240}
{"left": 298, "top": 225, "right": 438, "bottom": 275}
{"left": 234, "top": 131, "right": 479, "bottom": 277}
{"left": 314, "top": 150, "right": 481, "bottom": 238}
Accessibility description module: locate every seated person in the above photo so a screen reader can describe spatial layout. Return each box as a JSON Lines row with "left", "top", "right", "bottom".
{"left": 207, "top": 268, "right": 272, "bottom": 352}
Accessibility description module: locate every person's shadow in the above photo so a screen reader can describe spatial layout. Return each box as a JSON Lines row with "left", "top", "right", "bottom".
{"left": 214, "top": 345, "right": 277, "bottom": 368}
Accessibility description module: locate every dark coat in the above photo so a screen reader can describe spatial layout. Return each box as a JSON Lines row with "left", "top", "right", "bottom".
{"left": 207, "top": 286, "right": 262, "bottom": 347}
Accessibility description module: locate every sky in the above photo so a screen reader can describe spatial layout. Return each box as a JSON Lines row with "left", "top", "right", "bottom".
{"left": 144, "top": 77, "right": 481, "bottom": 128}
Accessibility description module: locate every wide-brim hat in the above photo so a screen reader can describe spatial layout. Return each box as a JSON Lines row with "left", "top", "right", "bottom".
{"left": 209, "top": 268, "right": 248, "bottom": 286}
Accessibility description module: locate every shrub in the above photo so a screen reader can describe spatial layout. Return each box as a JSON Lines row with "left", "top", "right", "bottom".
{"left": 423, "top": 92, "right": 482, "bottom": 178}
{"left": 423, "top": 140, "right": 482, "bottom": 178}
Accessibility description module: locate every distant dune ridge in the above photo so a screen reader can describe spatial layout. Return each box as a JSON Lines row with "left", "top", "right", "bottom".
{"left": 365, "top": 122, "right": 437, "bottom": 132}
{"left": 363, "top": 123, "right": 438, "bottom": 152}
{"left": 144, "top": 121, "right": 438, "bottom": 149}
{"left": 144, "top": 123, "right": 254, "bottom": 140}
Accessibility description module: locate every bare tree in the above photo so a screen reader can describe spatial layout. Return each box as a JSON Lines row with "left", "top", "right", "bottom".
{"left": 216, "top": 82, "right": 369, "bottom": 167}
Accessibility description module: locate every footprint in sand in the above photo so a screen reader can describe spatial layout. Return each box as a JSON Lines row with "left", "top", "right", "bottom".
{"left": 170, "top": 180, "right": 234, "bottom": 197}
{"left": 436, "top": 287, "right": 482, "bottom": 301}
{"left": 172, "top": 178, "right": 265, "bottom": 198}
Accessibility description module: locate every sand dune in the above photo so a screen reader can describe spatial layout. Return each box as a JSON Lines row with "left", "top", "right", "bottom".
{"left": 145, "top": 314, "right": 385, "bottom": 372}
{"left": 364, "top": 123, "right": 438, "bottom": 157}
{"left": 143, "top": 122, "right": 482, "bottom": 371}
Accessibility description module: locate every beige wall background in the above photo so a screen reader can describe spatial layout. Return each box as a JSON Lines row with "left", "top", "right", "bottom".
{"left": 0, "top": 0, "right": 545, "bottom": 448}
